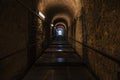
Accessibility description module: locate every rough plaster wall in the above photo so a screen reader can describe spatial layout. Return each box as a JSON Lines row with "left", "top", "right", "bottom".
{"left": 83, "top": 0, "right": 120, "bottom": 80}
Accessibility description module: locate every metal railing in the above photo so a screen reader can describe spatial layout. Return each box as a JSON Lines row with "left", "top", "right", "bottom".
{"left": 0, "top": 40, "right": 46, "bottom": 61}
{"left": 69, "top": 37, "right": 120, "bottom": 64}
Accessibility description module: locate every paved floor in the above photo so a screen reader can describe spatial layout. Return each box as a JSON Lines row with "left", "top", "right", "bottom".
{"left": 22, "top": 36, "right": 96, "bottom": 80}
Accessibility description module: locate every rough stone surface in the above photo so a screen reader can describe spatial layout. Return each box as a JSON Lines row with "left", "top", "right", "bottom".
{"left": 0, "top": 3, "right": 28, "bottom": 80}
{"left": 0, "top": 0, "right": 44, "bottom": 80}
{"left": 83, "top": 0, "right": 120, "bottom": 80}
{"left": 0, "top": 0, "right": 120, "bottom": 80}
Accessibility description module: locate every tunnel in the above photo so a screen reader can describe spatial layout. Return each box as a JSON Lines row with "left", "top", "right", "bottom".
{"left": 0, "top": 0, "right": 120, "bottom": 80}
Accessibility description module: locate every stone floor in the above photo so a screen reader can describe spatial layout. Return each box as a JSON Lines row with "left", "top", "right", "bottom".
{"left": 22, "top": 36, "right": 96, "bottom": 80}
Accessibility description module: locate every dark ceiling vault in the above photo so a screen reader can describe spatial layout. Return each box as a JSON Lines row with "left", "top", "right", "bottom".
{"left": 53, "top": 18, "right": 68, "bottom": 27}
{"left": 43, "top": 4, "right": 74, "bottom": 26}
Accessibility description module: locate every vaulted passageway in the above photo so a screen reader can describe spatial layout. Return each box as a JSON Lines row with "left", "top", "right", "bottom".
{"left": 23, "top": 36, "right": 96, "bottom": 80}
{"left": 0, "top": 0, "right": 120, "bottom": 80}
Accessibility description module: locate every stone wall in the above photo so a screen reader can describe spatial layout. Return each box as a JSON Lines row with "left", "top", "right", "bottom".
{"left": 74, "top": 17, "right": 83, "bottom": 57}
{"left": 0, "top": 0, "right": 44, "bottom": 80}
{"left": 36, "top": 18, "right": 45, "bottom": 58}
{"left": 83, "top": 0, "right": 120, "bottom": 80}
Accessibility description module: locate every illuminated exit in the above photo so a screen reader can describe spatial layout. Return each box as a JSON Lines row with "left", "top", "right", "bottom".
{"left": 56, "top": 27, "right": 64, "bottom": 36}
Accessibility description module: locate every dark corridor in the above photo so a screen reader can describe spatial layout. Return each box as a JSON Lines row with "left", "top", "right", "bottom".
{"left": 23, "top": 36, "right": 96, "bottom": 80}
{"left": 0, "top": 0, "right": 120, "bottom": 80}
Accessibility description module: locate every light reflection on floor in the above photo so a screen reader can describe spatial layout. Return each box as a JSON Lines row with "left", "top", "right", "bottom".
{"left": 56, "top": 57, "right": 65, "bottom": 62}
{"left": 58, "top": 45, "right": 63, "bottom": 47}
{"left": 57, "top": 49, "right": 63, "bottom": 52}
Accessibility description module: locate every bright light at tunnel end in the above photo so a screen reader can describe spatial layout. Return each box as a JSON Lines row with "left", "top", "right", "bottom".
{"left": 39, "top": 11, "right": 45, "bottom": 20}
{"left": 58, "top": 30, "right": 62, "bottom": 35}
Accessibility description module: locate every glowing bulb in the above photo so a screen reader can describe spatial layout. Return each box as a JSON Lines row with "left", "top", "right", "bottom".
{"left": 51, "top": 24, "right": 54, "bottom": 27}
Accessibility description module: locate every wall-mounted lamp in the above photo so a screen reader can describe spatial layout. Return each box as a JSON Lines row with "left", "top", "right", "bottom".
{"left": 39, "top": 11, "right": 45, "bottom": 20}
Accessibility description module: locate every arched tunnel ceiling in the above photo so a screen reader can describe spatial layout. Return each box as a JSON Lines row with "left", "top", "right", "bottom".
{"left": 55, "top": 23, "right": 66, "bottom": 30}
{"left": 44, "top": 4, "right": 74, "bottom": 20}
{"left": 38, "top": 0, "right": 82, "bottom": 27}
{"left": 52, "top": 14, "right": 70, "bottom": 27}
{"left": 53, "top": 18, "right": 68, "bottom": 27}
